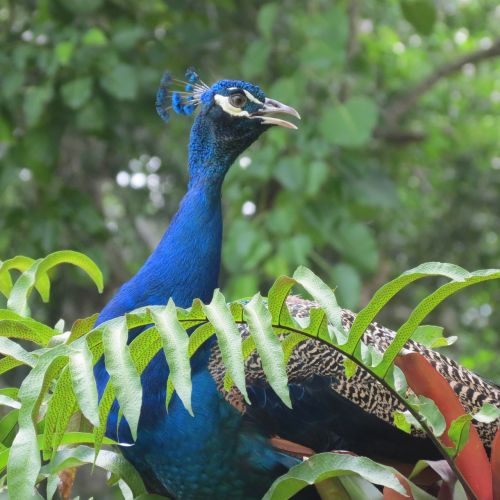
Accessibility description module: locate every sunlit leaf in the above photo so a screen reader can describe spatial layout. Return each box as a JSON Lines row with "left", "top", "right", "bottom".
{"left": 204, "top": 289, "right": 249, "bottom": 402}
{"left": 263, "top": 452, "right": 406, "bottom": 499}
{"left": 102, "top": 317, "right": 142, "bottom": 440}
{"left": 244, "top": 294, "right": 291, "bottom": 408}
{"left": 152, "top": 300, "right": 193, "bottom": 415}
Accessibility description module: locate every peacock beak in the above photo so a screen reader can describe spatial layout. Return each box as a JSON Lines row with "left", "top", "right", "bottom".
{"left": 252, "top": 98, "right": 301, "bottom": 129}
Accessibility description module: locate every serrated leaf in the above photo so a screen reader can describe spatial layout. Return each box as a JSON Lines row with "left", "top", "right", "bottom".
{"left": 345, "top": 262, "right": 471, "bottom": 360}
{"left": 38, "top": 250, "right": 103, "bottom": 295}
{"left": 293, "top": 266, "right": 347, "bottom": 342}
{"left": 0, "top": 410, "right": 19, "bottom": 447}
{"left": 7, "top": 260, "right": 42, "bottom": 316}
{"left": 203, "top": 290, "right": 249, "bottom": 403}
{"left": 380, "top": 268, "right": 500, "bottom": 375}
{"left": 7, "top": 345, "right": 69, "bottom": 499}
{"left": 102, "top": 317, "right": 142, "bottom": 440}
{"left": 263, "top": 452, "right": 406, "bottom": 499}
{"left": 67, "top": 313, "right": 99, "bottom": 343}
{"left": 70, "top": 342, "right": 100, "bottom": 427}
{"left": 42, "top": 367, "right": 77, "bottom": 460}
{"left": 40, "top": 445, "right": 147, "bottom": 497}
{"left": 244, "top": 294, "right": 291, "bottom": 408}
{"left": 0, "top": 337, "right": 36, "bottom": 367}
{"left": 0, "top": 256, "right": 51, "bottom": 302}
{"left": 267, "top": 275, "right": 297, "bottom": 327}
{"left": 152, "top": 300, "right": 192, "bottom": 415}
{"left": 0, "top": 255, "right": 51, "bottom": 302}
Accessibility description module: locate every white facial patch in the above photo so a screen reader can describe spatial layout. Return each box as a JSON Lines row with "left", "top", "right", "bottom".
{"left": 242, "top": 89, "right": 263, "bottom": 105}
{"left": 214, "top": 94, "right": 250, "bottom": 117}
{"left": 214, "top": 89, "right": 263, "bottom": 117}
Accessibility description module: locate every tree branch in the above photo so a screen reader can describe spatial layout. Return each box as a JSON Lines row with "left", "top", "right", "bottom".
{"left": 383, "top": 38, "right": 500, "bottom": 128}
{"left": 338, "top": 0, "right": 359, "bottom": 102}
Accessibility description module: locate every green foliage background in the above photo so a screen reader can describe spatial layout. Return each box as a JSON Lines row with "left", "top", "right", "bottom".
{"left": 1, "top": 0, "right": 499, "bottom": 386}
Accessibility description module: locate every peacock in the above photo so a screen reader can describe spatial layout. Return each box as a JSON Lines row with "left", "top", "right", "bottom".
{"left": 93, "top": 69, "right": 500, "bottom": 499}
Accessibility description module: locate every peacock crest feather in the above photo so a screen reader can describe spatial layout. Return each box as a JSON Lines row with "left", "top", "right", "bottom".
{"left": 155, "top": 67, "right": 209, "bottom": 122}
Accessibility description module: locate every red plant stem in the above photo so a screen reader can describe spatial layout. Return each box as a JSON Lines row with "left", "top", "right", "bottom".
{"left": 396, "top": 352, "right": 493, "bottom": 500}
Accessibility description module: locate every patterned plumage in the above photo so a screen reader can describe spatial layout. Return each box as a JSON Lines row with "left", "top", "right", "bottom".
{"left": 209, "top": 296, "right": 500, "bottom": 456}
{"left": 94, "top": 70, "right": 499, "bottom": 499}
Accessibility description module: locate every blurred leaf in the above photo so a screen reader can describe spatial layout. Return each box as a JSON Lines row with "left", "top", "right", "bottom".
{"left": 331, "top": 222, "right": 379, "bottom": 273}
{"left": 241, "top": 40, "right": 270, "bottom": 79}
{"left": 257, "top": 3, "right": 279, "bottom": 39}
{"left": 61, "top": 77, "right": 93, "bottom": 110}
{"left": 330, "top": 263, "right": 361, "bottom": 309}
{"left": 321, "top": 97, "right": 379, "bottom": 147}
{"left": 400, "top": 0, "right": 437, "bottom": 36}
{"left": 82, "top": 27, "right": 107, "bottom": 46}
{"left": 111, "top": 26, "right": 145, "bottom": 50}
{"left": 100, "top": 64, "right": 138, "bottom": 100}
{"left": 54, "top": 41, "right": 75, "bottom": 65}
{"left": 306, "top": 161, "right": 329, "bottom": 196}
{"left": 23, "top": 86, "right": 53, "bottom": 127}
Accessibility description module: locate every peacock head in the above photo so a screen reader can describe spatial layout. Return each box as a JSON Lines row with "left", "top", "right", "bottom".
{"left": 156, "top": 68, "right": 300, "bottom": 159}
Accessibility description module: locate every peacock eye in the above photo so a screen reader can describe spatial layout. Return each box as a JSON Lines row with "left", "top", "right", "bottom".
{"left": 229, "top": 92, "right": 247, "bottom": 108}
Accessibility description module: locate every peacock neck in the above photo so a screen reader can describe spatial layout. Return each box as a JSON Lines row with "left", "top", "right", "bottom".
{"left": 128, "top": 118, "right": 245, "bottom": 311}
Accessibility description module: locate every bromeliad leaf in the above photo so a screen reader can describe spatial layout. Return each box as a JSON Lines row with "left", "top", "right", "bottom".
{"left": 244, "top": 294, "right": 291, "bottom": 408}
{"left": 152, "top": 300, "right": 193, "bottom": 415}
{"left": 204, "top": 289, "right": 249, "bottom": 403}
{"left": 102, "top": 317, "right": 142, "bottom": 440}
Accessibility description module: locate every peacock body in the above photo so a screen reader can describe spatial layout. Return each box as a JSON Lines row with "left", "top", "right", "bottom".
{"left": 93, "top": 70, "right": 499, "bottom": 499}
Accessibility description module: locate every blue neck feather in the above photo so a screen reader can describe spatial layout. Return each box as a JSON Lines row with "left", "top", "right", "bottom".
{"left": 98, "top": 113, "right": 238, "bottom": 321}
